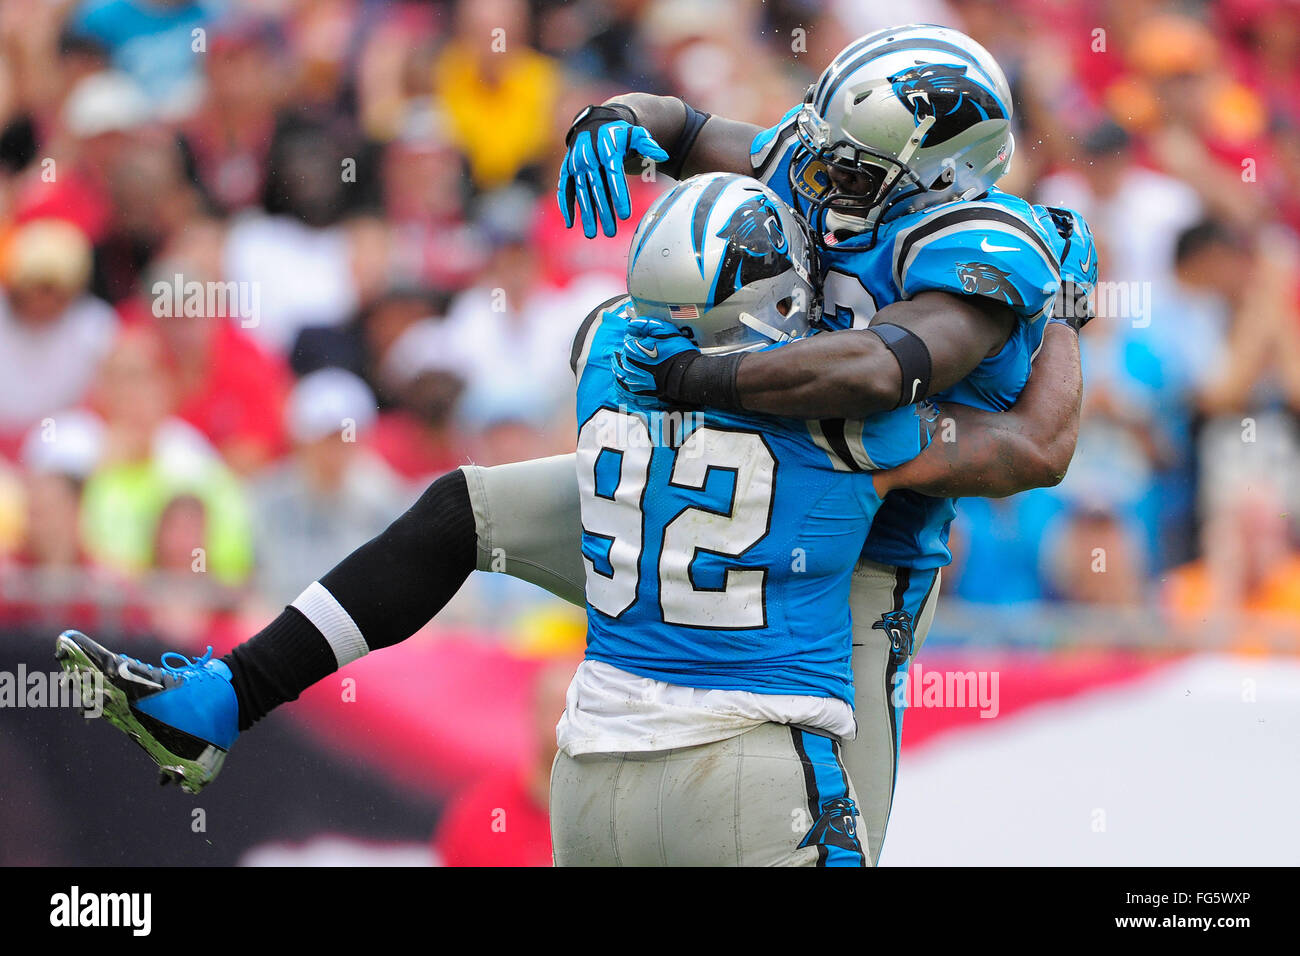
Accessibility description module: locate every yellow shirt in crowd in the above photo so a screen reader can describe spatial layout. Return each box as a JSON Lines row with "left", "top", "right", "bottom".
{"left": 434, "top": 43, "right": 560, "bottom": 190}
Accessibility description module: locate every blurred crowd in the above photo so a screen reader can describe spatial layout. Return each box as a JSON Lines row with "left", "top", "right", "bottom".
{"left": 0, "top": 0, "right": 1298, "bottom": 676}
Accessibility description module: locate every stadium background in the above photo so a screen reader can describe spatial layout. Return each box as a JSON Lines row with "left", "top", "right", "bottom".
{"left": 0, "top": 0, "right": 1296, "bottom": 866}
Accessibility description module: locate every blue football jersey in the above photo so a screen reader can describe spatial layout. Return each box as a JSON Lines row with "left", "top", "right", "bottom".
{"left": 570, "top": 297, "right": 933, "bottom": 705}
{"left": 750, "top": 110, "right": 1062, "bottom": 569}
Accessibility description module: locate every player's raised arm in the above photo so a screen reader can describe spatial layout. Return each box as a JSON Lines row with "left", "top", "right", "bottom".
{"left": 873, "top": 320, "right": 1083, "bottom": 499}
{"left": 734, "top": 291, "right": 1016, "bottom": 418}
{"left": 605, "top": 93, "right": 763, "bottom": 179}
{"left": 557, "top": 93, "right": 761, "bottom": 238}
{"left": 615, "top": 289, "right": 1016, "bottom": 420}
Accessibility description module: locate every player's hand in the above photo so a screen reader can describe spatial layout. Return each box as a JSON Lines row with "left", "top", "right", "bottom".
{"left": 612, "top": 317, "right": 700, "bottom": 402}
{"left": 558, "top": 105, "right": 668, "bottom": 239}
{"left": 1044, "top": 205, "right": 1097, "bottom": 332}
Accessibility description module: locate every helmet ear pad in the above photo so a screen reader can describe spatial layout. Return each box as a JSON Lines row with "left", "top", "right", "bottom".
{"left": 693, "top": 269, "right": 817, "bottom": 354}
{"left": 929, "top": 162, "right": 957, "bottom": 190}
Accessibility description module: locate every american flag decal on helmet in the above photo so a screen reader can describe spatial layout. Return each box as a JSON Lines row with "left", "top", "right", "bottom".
{"left": 668, "top": 304, "right": 700, "bottom": 319}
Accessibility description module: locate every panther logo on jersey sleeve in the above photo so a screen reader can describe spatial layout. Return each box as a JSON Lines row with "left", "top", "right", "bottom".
{"left": 954, "top": 261, "right": 1025, "bottom": 306}
{"left": 887, "top": 63, "right": 1007, "bottom": 147}
{"left": 889, "top": 190, "right": 1060, "bottom": 325}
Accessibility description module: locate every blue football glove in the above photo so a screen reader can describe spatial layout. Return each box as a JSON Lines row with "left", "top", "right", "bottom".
{"left": 612, "top": 317, "right": 701, "bottom": 403}
{"left": 1044, "top": 205, "right": 1098, "bottom": 331}
{"left": 558, "top": 105, "right": 669, "bottom": 239}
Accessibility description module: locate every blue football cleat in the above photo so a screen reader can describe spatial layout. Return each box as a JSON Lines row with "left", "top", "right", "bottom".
{"left": 55, "top": 630, "right": 238, "bottom": 794}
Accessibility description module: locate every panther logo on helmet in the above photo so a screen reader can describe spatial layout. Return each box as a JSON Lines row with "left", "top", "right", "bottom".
{"left": 888, "top": 63, "right": 1007, "bottom": 147}
{"left": 712, "top": 194, "right": 791, "bottom": 300}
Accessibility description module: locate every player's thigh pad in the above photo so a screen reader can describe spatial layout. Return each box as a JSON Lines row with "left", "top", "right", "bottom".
{"left": 460, "top": 454, "right": 586, "bottom": 607}
{"left": 550, "top": 723, "right": 868, "bottom": 867}
{"left": 845, "top": 559, "right": 942, "bottom": 865}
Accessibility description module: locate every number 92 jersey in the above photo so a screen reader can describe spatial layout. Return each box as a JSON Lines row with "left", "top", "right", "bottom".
{"left": 571, "top": 298, "right": 934, "bottom": 706}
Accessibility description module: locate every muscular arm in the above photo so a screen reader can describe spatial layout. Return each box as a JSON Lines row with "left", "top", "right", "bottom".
{"left": 873, "top": 322, "right": 1083, "bottom": 498}
{"left": 733, "top": 291, "right": 1016, "bottom": 419}
{"left": 605, "top": 93, "right": 760, "bottom": 178}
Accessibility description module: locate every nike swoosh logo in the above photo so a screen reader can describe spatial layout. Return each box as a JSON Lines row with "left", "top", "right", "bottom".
{"left": 633, "top": 340, "right": 658, "bottom": 359}
{"left": 1080, "top": 249, "right": 1093, "bottom": 272}
{"left": 980, "top": 238, "right": 1018, "bottom": 253}
{"left": 118, "top": 661, "right": 162, "bottom": 690}
{"left": 908, "top": 378, "right": 923, "bottom": 403}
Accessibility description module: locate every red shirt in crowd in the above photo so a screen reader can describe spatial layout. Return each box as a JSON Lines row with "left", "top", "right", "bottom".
{"left": 117, "top": 301, "right": 291, "bottom": 469}
{"left": 432, "top": 769, "right": 552, "bottom": 867}
{"left": 170, "top": 320, "right": 290, "bottom": 468}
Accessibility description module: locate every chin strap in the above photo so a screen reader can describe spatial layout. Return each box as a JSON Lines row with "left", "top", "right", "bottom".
{"left": 737, "top": 312, "right": 793, "bottom": 344}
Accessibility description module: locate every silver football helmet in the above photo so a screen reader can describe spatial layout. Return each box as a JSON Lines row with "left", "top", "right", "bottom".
{"left": 626, "top": 173, "right": 818, "bottom": 354}
{"left": 792, "top": 24, "right": 1015, "bottom": 243}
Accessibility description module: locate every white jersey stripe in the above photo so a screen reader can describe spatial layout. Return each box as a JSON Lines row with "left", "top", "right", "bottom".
{"left": 807, "top": 419, "right": 852, "bottom": 472}
{"left": 842, "top": 419, "right": 879, "bottom": 471}
{"left": 893, "top": 221, "right": 1060, "bottom": 297}
{"left": 572, "top": 307, "right": 609, "bottom": 380}
{"left": 892, "top": 200, "right": 1061, "bottom": 292}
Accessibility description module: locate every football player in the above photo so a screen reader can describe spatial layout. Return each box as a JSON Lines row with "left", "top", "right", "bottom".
{"left": 55, "top": 24, "right": 1095, "bottom": 866}
{"left": 556, "top": 173, "right": 930, "bottom": 865}
{"left": 563, "top": 22, "right": 1097, "bottom": 858}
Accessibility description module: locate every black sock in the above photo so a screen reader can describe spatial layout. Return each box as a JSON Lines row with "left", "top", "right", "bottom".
{"left": 223, "top": 469, "right": 477, "bottom": 731}
{"left": 223, "top": 608, "right": 336, "bottom": 732}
